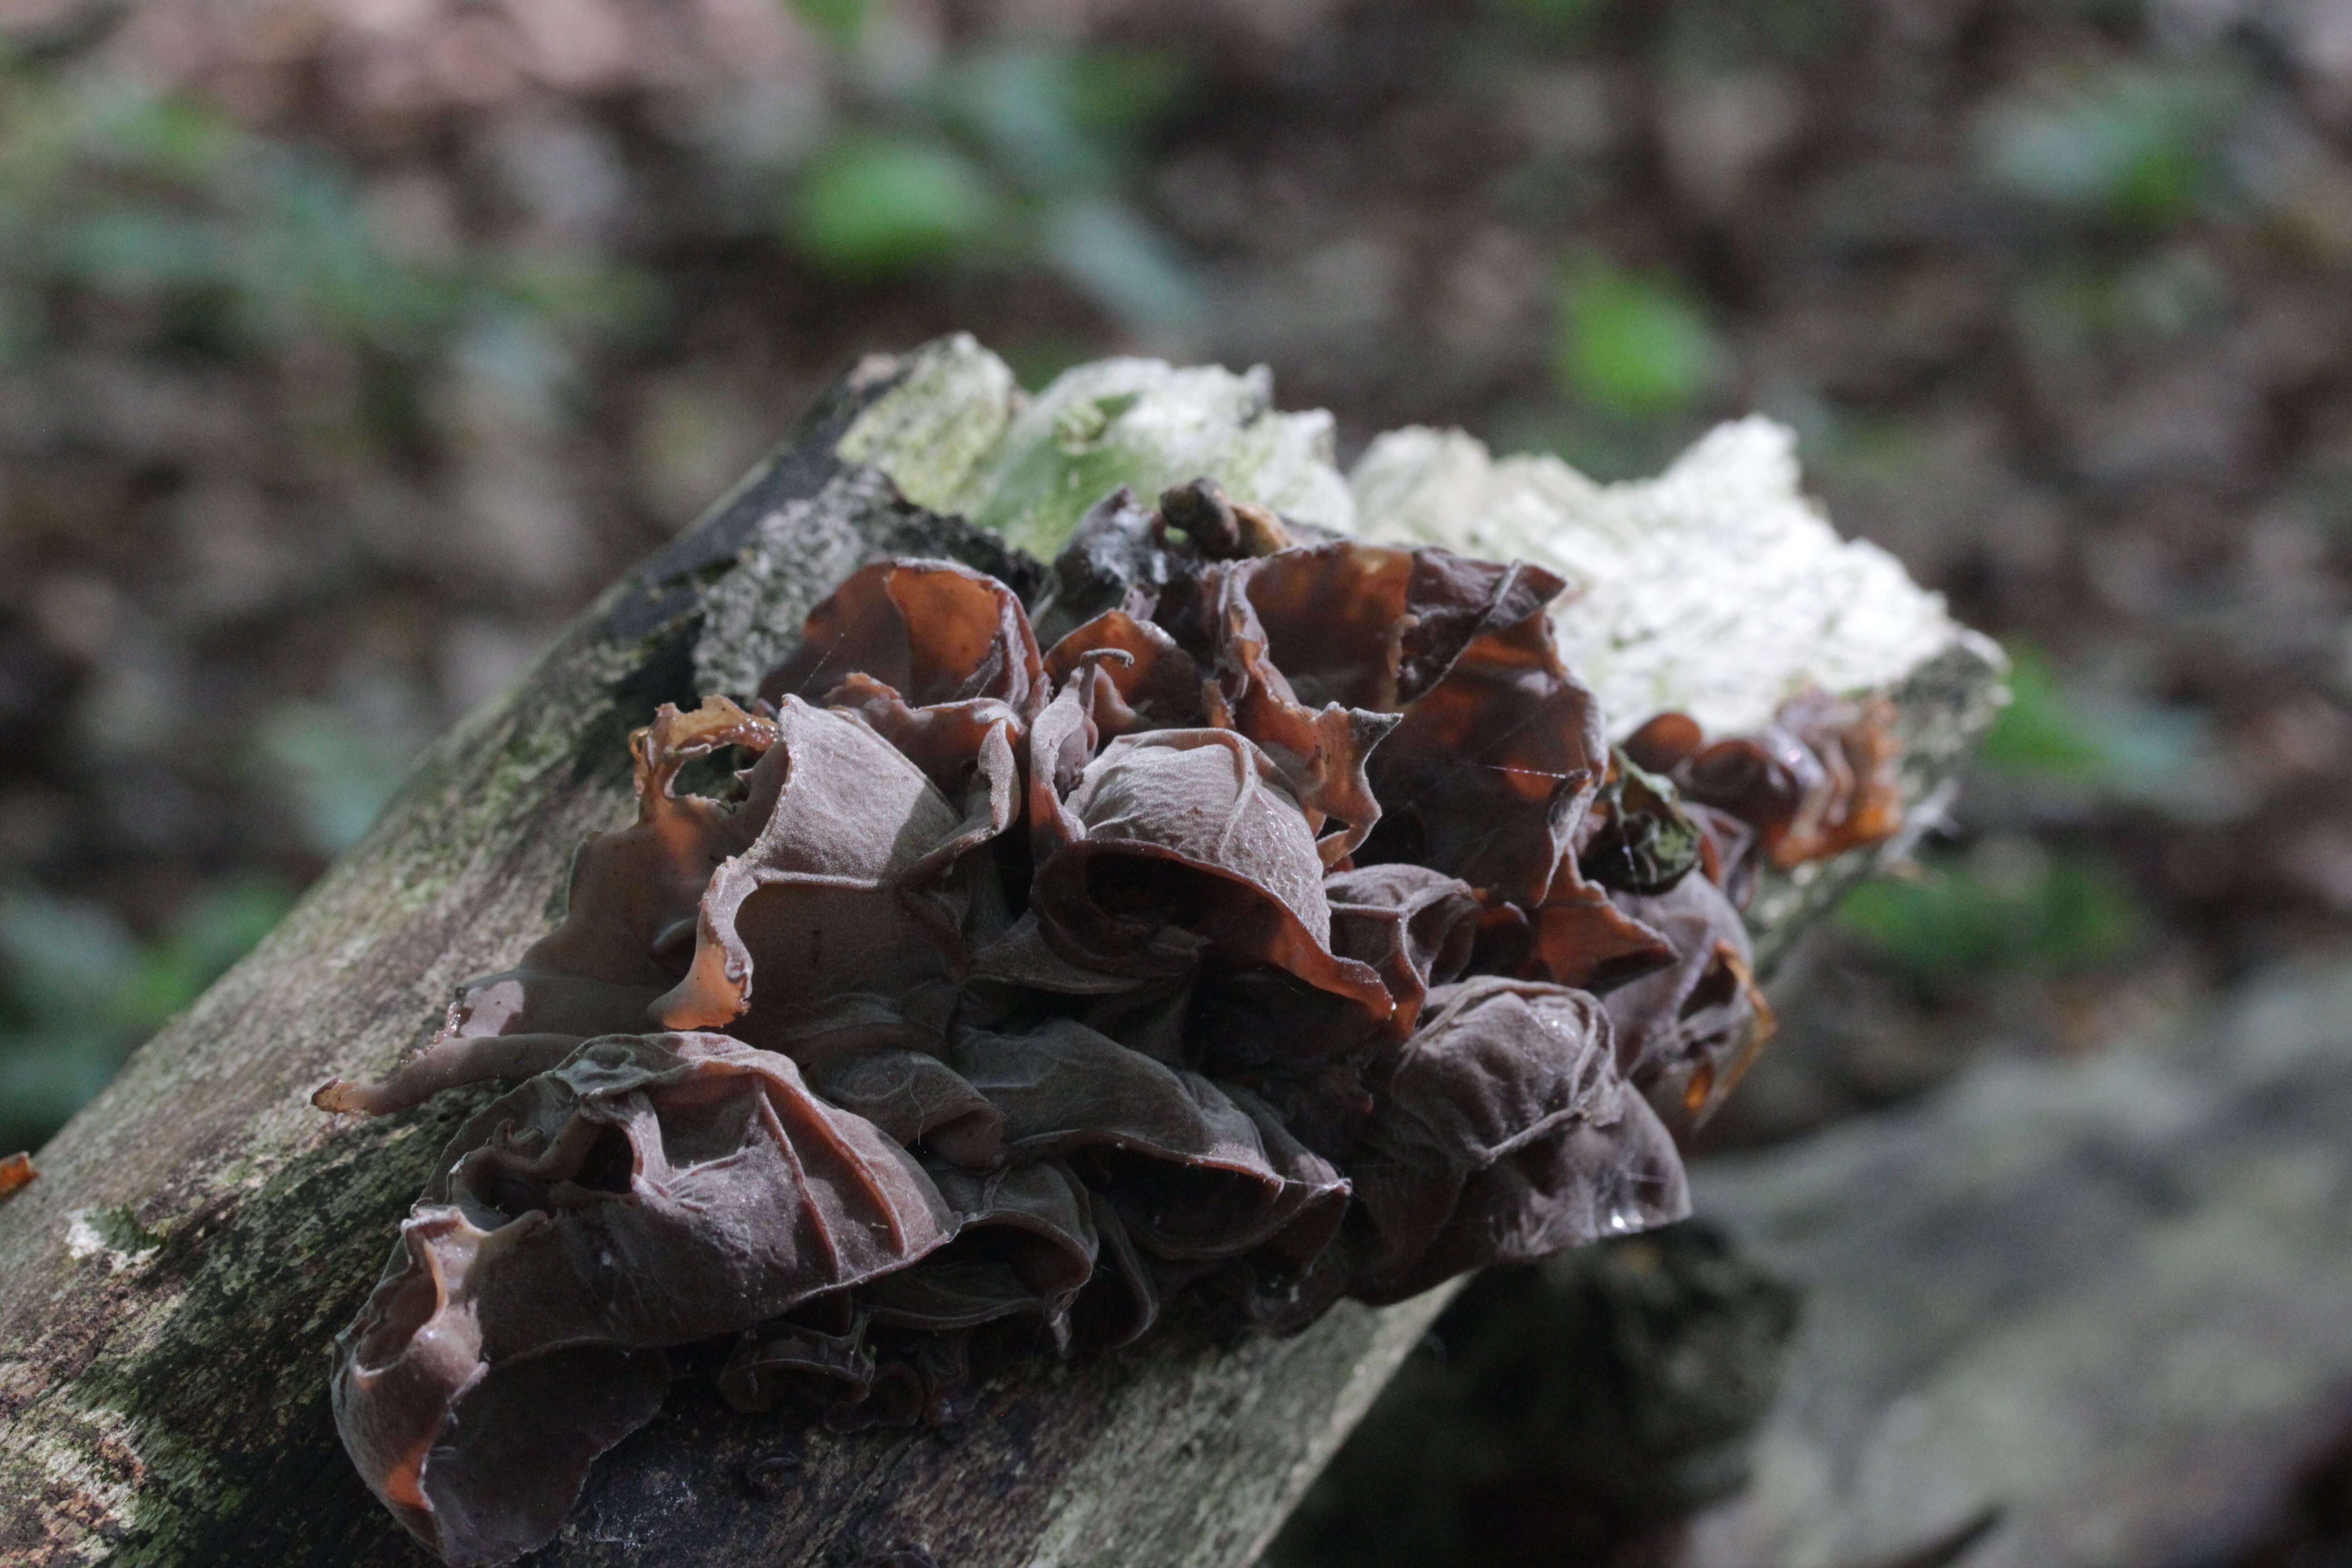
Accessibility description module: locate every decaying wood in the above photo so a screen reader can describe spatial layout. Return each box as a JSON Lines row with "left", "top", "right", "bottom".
{"left": 0, "top": 338, "right": 2000, "bottom": 1568}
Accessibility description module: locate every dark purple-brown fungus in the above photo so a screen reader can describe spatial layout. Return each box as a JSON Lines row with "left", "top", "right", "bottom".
{"left": 319, "top": 481, "right": 1903, "bottom": 1565}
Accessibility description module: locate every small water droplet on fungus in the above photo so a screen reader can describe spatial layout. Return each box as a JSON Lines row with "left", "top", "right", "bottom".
{"left": 320, "top": 478, "right": 1903, "bottom": 1565}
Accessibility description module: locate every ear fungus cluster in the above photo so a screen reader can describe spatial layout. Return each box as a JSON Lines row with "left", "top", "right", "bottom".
{"left": 320, "top": 480, "right": 1903, "bottom": 1566}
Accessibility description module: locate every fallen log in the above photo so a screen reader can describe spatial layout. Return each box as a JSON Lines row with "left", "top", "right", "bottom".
{"left": 1685, "top": 960, "right": 2352, "bottom": 1568}
{"left": 0, "top": 335, "right": 2000, "bottom": 1568}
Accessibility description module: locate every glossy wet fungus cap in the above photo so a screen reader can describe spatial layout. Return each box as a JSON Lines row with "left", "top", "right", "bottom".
{"left": 318, "top": 478, "right": 1904, "bottom": 1567}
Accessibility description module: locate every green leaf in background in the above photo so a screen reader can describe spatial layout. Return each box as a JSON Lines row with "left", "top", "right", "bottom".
{"left": 1661, "top": 0, "right": 1857, "bottom": 67}
{"left": 1060, "top": 47, "right": 1190, "bottom": 142}
{"left": 84, "top": 83, "right": 235, "bottom": 181}
{"left": 1041, "top": 196, "right": 1202, "bottom": 330}
{"left": 126, "top": 877, "right": 294, "bottom": 1026}
{"left": 951, "top": 47, "right": 1113, "bottom": 192}
{"left": 0, "top": 890, "right": 138, "bottom": 1033}
{"left": 791, "top": 0, "right": 867, "bottom": 49}
{"left": 1979, "top": 643, "right": 2113, "bottom": 781}
{"left": 0, "top": 1045, "right": 121, "bottom": 1152}
{"left": 1973, "top": 640, "right": 2247, "bottom": 822}
{"left": 0, "top": 874, "right": 294, "bottom": 1150}
{"left": 500, "top": 252, "right": 666, "bottom": 346}
{"left": 1483, "top": 0, "right": 1613, "bottom": 43}
{"left": 234, "top": 152, "right": 435, "bottom": 346}
{"left": 0, "top": 64, "right": 652, "bottom": 392}
{"left": 771, "top": 41, "right": 1198, "bottom": 323}
{"left": 792, "top": 136, "right": 1000, "bottom": 276}
{"left": 255, "top": 701, "right": 417, "bottom": 857}
{"left": 945, "top": 44, "right": 1189, "bottom": 191}
{"left": 1838, "top": 838, "right": 2145, "bottom": 993}
{"left": 1554, "top": 257, "right": 1725, "bottom": 420}
{"left": 1980, "top": 64, "right": 2249, "bottom": 229}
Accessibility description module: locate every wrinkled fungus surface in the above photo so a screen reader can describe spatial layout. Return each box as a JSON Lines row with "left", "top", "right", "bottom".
{"left": 321, "top": 479, "right": 1903, "bottom": 1565}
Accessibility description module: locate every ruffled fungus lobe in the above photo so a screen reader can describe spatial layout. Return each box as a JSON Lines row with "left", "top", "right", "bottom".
{"left": 334, "top": 1035, "right": 953, "bottom": 1566}
{"left": 0, "top": 1151, "right": 33, "bottom": 1201}
{"left": 1624, "top": 690, "right": 1903, "bottom": 872}
{"left": 323, "top": 480, "right": 1905, "bottom": 1565}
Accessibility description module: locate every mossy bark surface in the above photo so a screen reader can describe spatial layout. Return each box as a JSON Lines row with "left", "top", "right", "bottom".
{"left": 0, "top": 342, "right": 1997, "bottom": 1568}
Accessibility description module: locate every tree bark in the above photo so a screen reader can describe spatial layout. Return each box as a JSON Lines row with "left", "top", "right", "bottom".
{"left": 0, "top": 339, "right": 2000, "bottom": 1568}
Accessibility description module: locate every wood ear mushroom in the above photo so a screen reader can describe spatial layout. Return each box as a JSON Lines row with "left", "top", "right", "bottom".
{"left": 324, "top": 484, "right": 1905, "bottom": 1565}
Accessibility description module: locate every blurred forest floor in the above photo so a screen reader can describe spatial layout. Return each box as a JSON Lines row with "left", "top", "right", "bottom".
{"left": 3, "top": 0, "right": 2351, "bottom": 1560}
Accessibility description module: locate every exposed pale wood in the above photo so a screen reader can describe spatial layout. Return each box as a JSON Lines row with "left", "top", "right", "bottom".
{"left": 0, "top": 340, "right": 1997, "bottom": 1568}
